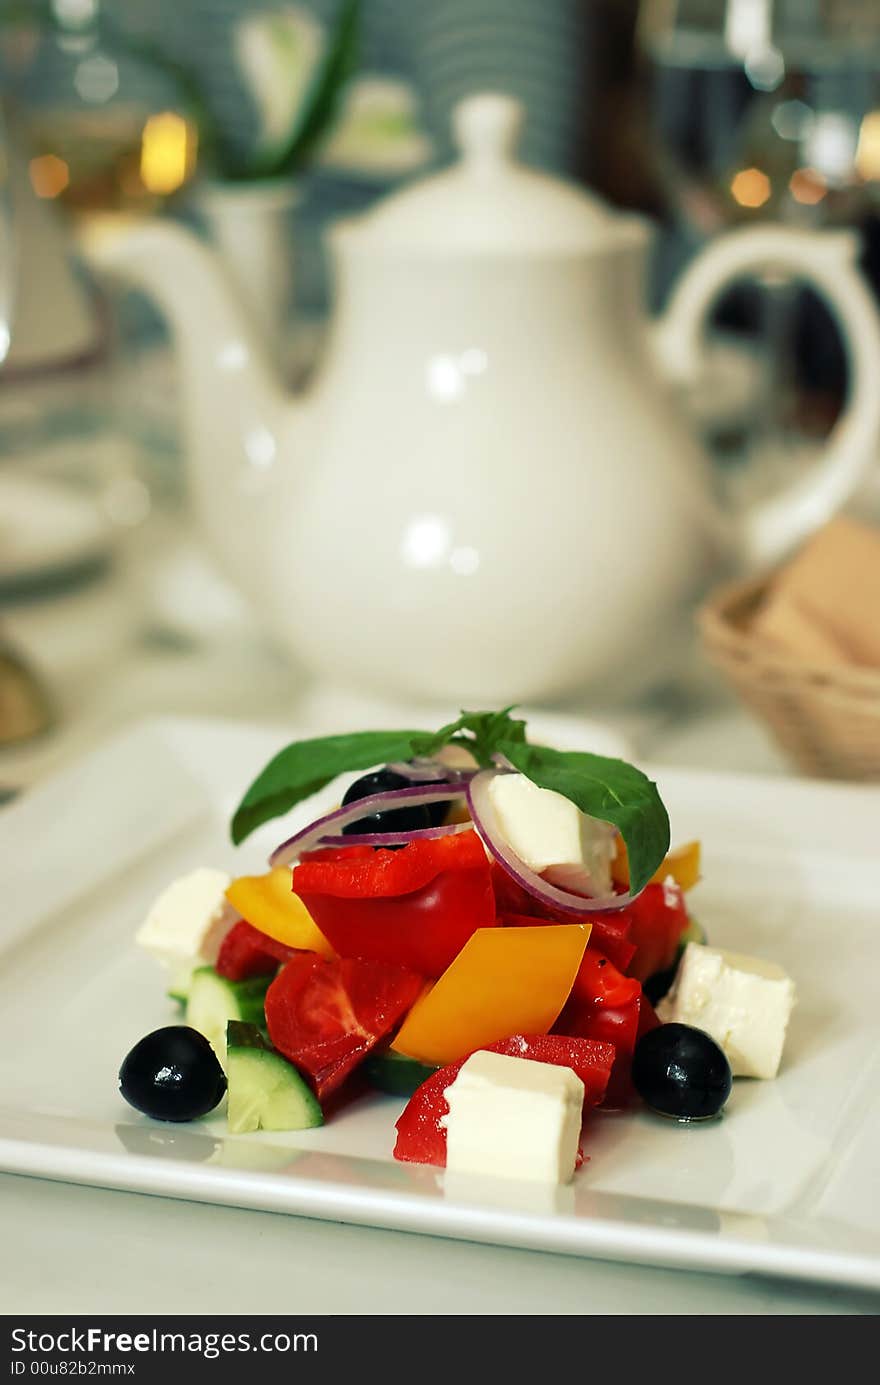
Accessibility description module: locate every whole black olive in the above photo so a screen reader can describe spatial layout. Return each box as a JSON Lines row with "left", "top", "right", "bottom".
{"left": 341, "top": 767, "right": 437, "bottom": 837}
{"left": 119, "top": 1026, "right": 227, "bottom": 1122}
{"left": 632, "top": 1023, "right": 732, "bottom": 1122}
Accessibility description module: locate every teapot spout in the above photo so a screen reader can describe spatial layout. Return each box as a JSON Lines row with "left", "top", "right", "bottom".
{"left": 79, "top": 215, "right": 300, "bottom": 587}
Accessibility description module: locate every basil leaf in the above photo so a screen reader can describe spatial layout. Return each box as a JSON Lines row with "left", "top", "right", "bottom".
{"left": 499, "top": 740, "right": 670, "bottom": 895}
{"left": 411, "top": 707, "right": 526, "bottom": 766}
{"left": 230, "top": 730, "right": 429, "bottom": 845}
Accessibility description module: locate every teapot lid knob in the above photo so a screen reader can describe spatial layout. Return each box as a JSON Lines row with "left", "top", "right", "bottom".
{"left": 452, "top": 94, "right": 523, "bottom": 166}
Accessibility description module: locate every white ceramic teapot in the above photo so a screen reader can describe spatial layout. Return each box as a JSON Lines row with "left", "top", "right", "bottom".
{"left": 82, "top": 94, "right": 880, "bottom": 703}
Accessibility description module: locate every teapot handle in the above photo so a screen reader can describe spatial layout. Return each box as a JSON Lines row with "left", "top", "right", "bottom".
{"left": 654, "top": 225, "right": 880, "bottom": 568}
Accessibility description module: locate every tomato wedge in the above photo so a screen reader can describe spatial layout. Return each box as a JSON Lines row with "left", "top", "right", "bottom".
{"left": 215, "top": 919, "right": 298, "bottom": 981}
{"left": 393, "top": 1033, "right": 616, "bottom": 1168}
{"left": 265, "top": 954, "right": 424, "bottom": 1099}
{"left": 293, "top": 829, "right": 495, "bottom": 978}
{"left": 554, "top": 951, "right": 658, "bottom": 1109}
{"left": 619, "top": 881, "right": 690, "bottom": 983}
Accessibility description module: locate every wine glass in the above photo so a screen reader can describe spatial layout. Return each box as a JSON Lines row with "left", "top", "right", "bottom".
{"left": 638, "top": 0, "right": 880, "bottom": 505}
{"left": 0, "top": 99, "right": 54, "bottom": 751}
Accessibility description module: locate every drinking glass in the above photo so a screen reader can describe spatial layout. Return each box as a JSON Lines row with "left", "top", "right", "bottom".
{"left": 638, "top": 0, "right": 880, "bottom": 504}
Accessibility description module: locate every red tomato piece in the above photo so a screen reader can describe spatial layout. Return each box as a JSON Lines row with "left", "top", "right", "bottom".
{"left": 491, "top": 864, "right": 636, "bottom": 972}
{"left": 393, "top": 1033, "right": 615, "bottom": 1168}
{"left": 554, "top": 949, "right": 652, "bottom": 1110}
{"left": 621, "top": 881, "right": 690, "bottom": 983}
{"left": 265, "top": 954, "right": 424, "bottom": 1100}
{"left": 294, "top": 830, "right": 495, "bottom": 977}
{"left": 569, "top": 948, "right": 642, "bottom": 1010}
{"left": 215, "top": 919, "right": 298, "bottom": 981}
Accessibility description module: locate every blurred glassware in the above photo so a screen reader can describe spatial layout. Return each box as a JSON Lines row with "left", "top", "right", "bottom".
{"left": 0, "top": 0, "right": 199, "bottom": 216}
{"left": 639, "top": 0, "right": 880, "bottom": 233}
{"left": 0, "top": 106, "right": 101, "bottom": 374}
{"left": 0, "top": 106, "right": 138, "bottom": 596}
{"left": 0, "top": 94, "right": 11, "bottom": 357}
{"left": 0, "top": 99, "right": 53, "bottom": 746}
{"left": 638, "top": 0, "right": 880, "bottom": 505}
{"left": 0, "top": 115, "right": 154, "bottom": 768}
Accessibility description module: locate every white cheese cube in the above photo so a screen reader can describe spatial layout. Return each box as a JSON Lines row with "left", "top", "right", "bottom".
{"left": 657, "top": 942, "right": 796, "bottom": 1079}
{"left": 135, "top": 868, "right": 235, "bottom": 982}
{"left": 443, "top": 1050, "right": 585, "bottom": 1184}
{"left": 487, "top": 773, "right": 613, "bottom": 893}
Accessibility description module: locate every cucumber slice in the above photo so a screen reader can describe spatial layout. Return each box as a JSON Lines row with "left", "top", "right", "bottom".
{"left": 226, "top": 1022, "right": 322, "bottom": 1134}
{"left": 167, "top": 963, "right": 195, "bottom": 1007}
{"left": 363, "top": 1049, "right": 437, "bottom": 1097}
{"left": 185, "top": 968, "right": 269, "bottom": 1067}
{"left": 681, "top": 916, "right": 707, "bottom": 947}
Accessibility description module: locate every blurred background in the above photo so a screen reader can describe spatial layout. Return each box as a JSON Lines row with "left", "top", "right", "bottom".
{"left": 4, "top": 0, "right": 880, "bottom": 785}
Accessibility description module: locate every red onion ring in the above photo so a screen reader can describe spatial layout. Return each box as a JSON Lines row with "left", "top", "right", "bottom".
{"left": 466, "top": 769, "right": 637, "bottom": 914}
{"left": 319, "top": 821, "right": 472, "bottom": 848}
{"left": 269, "top": 783, "right": 470, "bottom": 867}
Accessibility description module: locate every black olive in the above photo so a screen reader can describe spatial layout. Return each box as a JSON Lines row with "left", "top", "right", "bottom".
{"left": 643, "top": 963, "right": 679, "bottom": 1005}
{"left": 119, "top": 1026, "right": 227, "bottom": 1122}
{"left": 632, "top": 1023, "right": 732, "bottom": 1122}
{"left": 341, "top": 767, "right": 436, "bottom": 838}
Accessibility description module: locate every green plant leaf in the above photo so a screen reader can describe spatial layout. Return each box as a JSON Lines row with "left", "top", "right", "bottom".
{"left": 410, "top": 706, "right": 526, "bottom": 766}
{"left": 252, "top": 0, "right": 360, "bottom": 178}
{"left": 498, "top": 740, "right": 670, "bottom": 895}
{"left": 230, "top": 728, "right": 429, "bottom": 845}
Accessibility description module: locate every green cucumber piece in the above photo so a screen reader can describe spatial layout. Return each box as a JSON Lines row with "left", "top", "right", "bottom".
{"left": 681, "top": 916, "right": 707, "bottom": 947}
{"left": 226, "top": 1022, "right": 322, "bottom": 1134}
{"left": 185, "top": 969, "right": 269, "bottom": 1066}
{"left": 363, "top": 1049, "right": 438, "bottom": 1097}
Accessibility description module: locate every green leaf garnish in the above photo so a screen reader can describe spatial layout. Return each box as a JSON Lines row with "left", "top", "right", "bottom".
{"left": 231, "top": 729, "right": 428, "bottom": 845}
{"left": 410, "top": 706, "right": 527, "bottom": 765}
{"left": 230, "top": 708, "right": 670, "bottom": 895}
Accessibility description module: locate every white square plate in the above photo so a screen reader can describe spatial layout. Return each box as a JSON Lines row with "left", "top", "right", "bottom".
{"left": 2, "top": 717, "right": 879, "bottom": 1289}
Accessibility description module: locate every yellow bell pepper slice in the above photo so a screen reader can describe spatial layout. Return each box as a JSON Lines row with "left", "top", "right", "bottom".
{"left": 391, "top": 923, "right": 590, "bottom": 1066}
{"left": 612, "top": 839, "right": 701, "bottom": 893}
{"left": 225, "top": 867, "right": 334, "bottom": 956}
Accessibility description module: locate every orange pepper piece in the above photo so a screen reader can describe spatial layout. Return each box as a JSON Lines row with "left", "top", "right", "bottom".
{"left": 226, "top": 867, "right": 334, "bottom": 957}
{"left": 391, "top": 923, "right": 590, "bottom": 1066}
{"left": 612, "top": 839, "right": 701, "bottom": 893}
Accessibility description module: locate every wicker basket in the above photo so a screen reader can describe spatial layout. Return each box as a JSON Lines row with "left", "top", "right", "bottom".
{"left": 698, "top": 574, "right": 880, "bottom": 781}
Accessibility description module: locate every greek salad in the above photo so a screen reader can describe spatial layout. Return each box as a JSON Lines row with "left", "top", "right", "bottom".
{"left": 120, "top": 709, "right": 796, "bottom": 1186}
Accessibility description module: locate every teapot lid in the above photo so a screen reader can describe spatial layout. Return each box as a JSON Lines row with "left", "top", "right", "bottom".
{"left": 339, "top": 94, "right": 636, "bottom": 255}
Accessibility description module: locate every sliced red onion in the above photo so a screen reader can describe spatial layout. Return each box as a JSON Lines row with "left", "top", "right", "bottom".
{"left": 466, "top": 769, "right": 637, "bottom": 914}
{"left": 269, "top": 783, "right": 469, "bottom": 867}
{"left": 319, "top": 821, "right": 472, "bottom": 848}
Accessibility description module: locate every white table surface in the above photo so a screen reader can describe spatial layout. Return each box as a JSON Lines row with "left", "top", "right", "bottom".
{"left": 1, "top": 527, "right": 878, "bottom": 1316}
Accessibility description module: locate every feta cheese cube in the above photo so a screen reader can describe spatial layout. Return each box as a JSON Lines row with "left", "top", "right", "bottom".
{"left": 135, "top": 868, "right": 235, "bottom": 982}
{"left": 657, "top": 942, "right": 796, "bottom": 1079}
{"left": 487, "top": 773, "right": 613, "bottom": 893}
{"left": 443, "top": 1049, "right": 585, "bottom": 1184}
